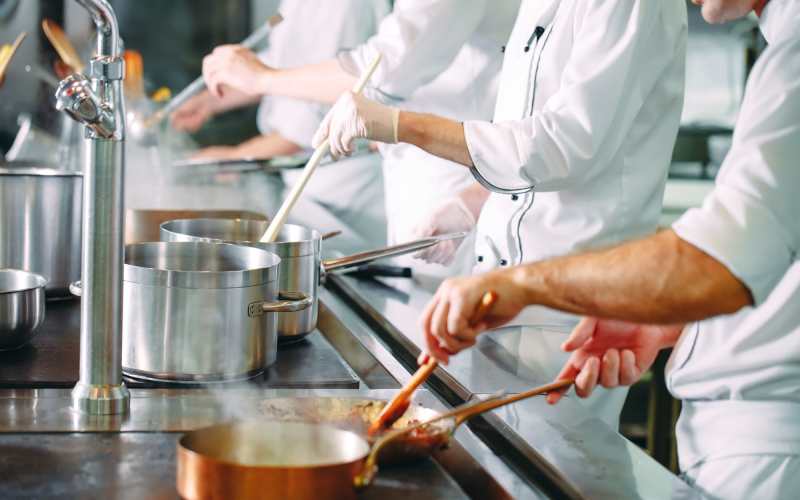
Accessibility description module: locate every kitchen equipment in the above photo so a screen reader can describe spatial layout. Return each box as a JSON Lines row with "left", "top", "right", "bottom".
{"left": 259, "top": 54, "right": 382, "bottom": 243}
{"left": 0, "top": 269, "right": 46, "bottom": 350}
{"left": 0, "top": 32, "right": 26, "bottom": 86}
{"left": 42, "top": 20, "right": 83, "bottom": 72}
{"left": 0, "top": 163, "right": 82, "bottom": 297}
{"left": 369, "top": 291, "right": 498, "bottom": 435}
{"left": 178, "top": 380, "right": 573, "bottom": 500}
{"left": 140, "top": 13, "right": 284, "bottom": 132}
{"left": 72, "top": 242, "right": 311, "bottom": 382}
{"left": 160, "top": 218, "right": 466, "bottom": 342}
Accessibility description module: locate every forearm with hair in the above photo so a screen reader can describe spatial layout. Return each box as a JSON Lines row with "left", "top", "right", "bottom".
{"left": 510, "top": 230, "right": 753, "bottom": 324}
{"left": 260, "top": 60, "right": 357, "bottom": 104}
{"left": 397, "top": 111, "right": 474, "bottom": 167}
{"left": 208, "top": 88, "right": 261, "bottom": 114}
{"left": 236, "top": 133, "right": 303, "bottom": 159}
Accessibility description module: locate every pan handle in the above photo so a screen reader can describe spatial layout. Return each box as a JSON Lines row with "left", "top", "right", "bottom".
{"left": 249, "top": 291, "right": 313, "bottom": 316}
{"left": 321, "top": 232, "right": 468, "bottom": 274}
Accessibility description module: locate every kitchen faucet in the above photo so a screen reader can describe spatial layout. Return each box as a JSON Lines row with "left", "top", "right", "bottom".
{"left": 55, "top": 0, "right": 129, "bottom": 415}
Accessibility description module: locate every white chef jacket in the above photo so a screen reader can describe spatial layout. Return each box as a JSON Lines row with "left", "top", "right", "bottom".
{"left": 667, "top": 0, "right": 800, "bottom": 474}
{"left": 465, "top": 0, "right": 687, "bottom": 327}
{"left": 258, "top": 0, "right": 390, "bottom": 247}
{"left": 339, "top": 0, "right": 520, "bottom": 281}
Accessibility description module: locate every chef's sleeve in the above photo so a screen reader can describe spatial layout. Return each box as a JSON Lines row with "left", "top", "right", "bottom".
{"left": 672, "top": 42, "right": 800, "bottom": 305}
{"left": 464, "top": 0, "right": 680, "bottom": 192}
{"left": 338, "top": 0, "right": 487, "bottom": 103}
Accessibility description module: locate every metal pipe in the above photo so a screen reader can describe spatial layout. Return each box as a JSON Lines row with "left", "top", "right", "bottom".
{"left": 57, "top": 0, "right": 129, "bottom": 415}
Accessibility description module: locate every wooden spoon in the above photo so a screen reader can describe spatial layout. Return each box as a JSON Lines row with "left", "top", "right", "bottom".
{"left": 368, "top": 291, "right": 499, "bottom": 436}
{"left": 0, "top": 32, "right": 26, "bottom": 86}
{"left": 42, "top": 19, "right": 83, "bottom": 73}
{"left": 259, "top": 54, "right": 382, "bottom": 243}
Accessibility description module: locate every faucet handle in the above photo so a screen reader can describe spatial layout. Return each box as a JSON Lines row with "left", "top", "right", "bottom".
{"left": 55, "top": 73, "right": 116, "bottom": 139}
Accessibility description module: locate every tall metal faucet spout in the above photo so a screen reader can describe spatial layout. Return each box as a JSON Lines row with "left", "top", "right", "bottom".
{"left": 75, "top": 0, "right": 120, "bottom": 57}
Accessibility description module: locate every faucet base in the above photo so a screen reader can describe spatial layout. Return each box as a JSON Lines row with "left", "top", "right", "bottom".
{"left": 72, "top": 382, "right": 130, "bottom": 415}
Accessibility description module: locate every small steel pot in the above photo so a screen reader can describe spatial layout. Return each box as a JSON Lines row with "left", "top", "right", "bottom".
{"left": 0, "top": 163, "right": 82, "bottom": 297}
{"left": 75, "top": 242, "right": 311, "bottom": 383}
{"left": 160, "top": 218, "right": 464, "bottom": 343}
{"left": 0, "top": 269, "right": 47, "bottom": 350}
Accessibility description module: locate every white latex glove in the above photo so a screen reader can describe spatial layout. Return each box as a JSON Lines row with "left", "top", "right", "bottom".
{"left": 312, "top": 92, "right": 399, "bottom": 157}
{"left": 412, "top": 197, "right": 476, "bottom": 265}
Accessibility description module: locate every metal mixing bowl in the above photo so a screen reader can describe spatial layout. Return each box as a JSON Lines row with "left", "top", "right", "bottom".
{"left": 0, "top": 269, "right": 47, "bottom": 350}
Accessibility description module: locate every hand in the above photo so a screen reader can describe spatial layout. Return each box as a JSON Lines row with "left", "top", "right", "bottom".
{"left": 171, "top": 92, "right": 216, "bottom": 133}
{"left": 312, "top": 92, "right": 399, "bottom": 157}
{"left": 202, "top": 45, "right": 271, "bottom": 99}
{"left": 412, "top": 198, "right": 476, "bottom": 265}
{"left": 190, "top": 145, "right": 240, "bottom": 161}
{"left": 546, "top": 318, "right": 683, "bottom": 405}
{"left": 420, "top": 270, "right": 529, "bottom": 364}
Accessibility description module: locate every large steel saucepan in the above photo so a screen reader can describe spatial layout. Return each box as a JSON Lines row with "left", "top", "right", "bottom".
{"left": 72, "top": 242, "right": 312, "bottom": 383}
{"left": 177, "top": 380, "right": 572, "bottom": 500}
{"left": 160, "top": 218, "right": 466, "bottom": 343}
{"left": 0, "top": 162, "right": 82, "bottom": 297}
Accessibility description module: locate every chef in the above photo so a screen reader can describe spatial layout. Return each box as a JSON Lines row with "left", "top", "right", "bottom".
{"left": 198, "top": 0, "right": 521, "bottom": 285}
{"left": 171, "top": 0, "right": 390, "bottom": 247}
{"left": 313, "top": 0, "right": 688, "bottom": 428}
{"left": 417, "top": 0, "right": 800, "bottom": 497}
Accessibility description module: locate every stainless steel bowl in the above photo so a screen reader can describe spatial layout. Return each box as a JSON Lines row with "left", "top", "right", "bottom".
{"left": 0, "top": 269, "right": 47, "bottom": 350}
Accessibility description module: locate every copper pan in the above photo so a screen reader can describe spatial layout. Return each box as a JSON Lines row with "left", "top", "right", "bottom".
{"left": 177, "top": 380, "right": 572, "bottom": 500}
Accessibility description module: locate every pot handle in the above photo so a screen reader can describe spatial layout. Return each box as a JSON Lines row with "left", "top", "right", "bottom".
{"left": 322, "top": 232, "right": 468, "bottom": 274}
{"left": 69, "top": 281, "right": 82, "bottom": 297}
{"left": 249, "top": 291, "right": 313, "bottom": 317}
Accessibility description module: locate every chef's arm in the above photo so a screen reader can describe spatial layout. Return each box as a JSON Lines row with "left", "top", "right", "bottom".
{"left": 192, "top": 133, "right": 302, "bottom": 161}
{"left": 235, "top": 133, "right": 303, "bottom": 158}
{"left": 259, "top": 60, "right": 357, "bottom": 104}
{"left": 502, "top": 229, "right": 752, "bottom": 324}
{"left": 397, "top": 112, "right": 474, "bottom": 167}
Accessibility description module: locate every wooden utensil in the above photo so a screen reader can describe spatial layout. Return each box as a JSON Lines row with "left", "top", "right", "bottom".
{"left": 42, "top": 19, "right": 83, "bottom": 73}
{"left": 368, "top": 291, "right": 499, "bottom": 435}
{"left": 0, "top": 32, "right": 26, "bottom": 86}
{"left": 259, "top": 54, "right": 382, "bottom": 243}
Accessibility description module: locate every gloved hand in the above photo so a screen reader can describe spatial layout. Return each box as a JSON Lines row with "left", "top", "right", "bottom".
{"left": 312, "top": 91, "right": 399, "bottom": 157}
{"left": 411, "top": 197, "right": 476, "bottom": 265}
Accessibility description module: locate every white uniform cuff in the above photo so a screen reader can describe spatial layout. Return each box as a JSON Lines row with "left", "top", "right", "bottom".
{"left": 464, "top": 120, "right": 535, "bottom": 193}
{"left": 672, "top": 185, "right": 794, "bottom": 305}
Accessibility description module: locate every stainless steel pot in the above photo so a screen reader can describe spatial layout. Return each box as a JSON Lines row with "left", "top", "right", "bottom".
{"left": 0, "top": 269, "right": 47, "bottom": 350}
{"left": 73, "top": 242, "right": 311, "bottom": 383}
{"left": 0, "top": 162, "right": 82, "bottom": 297}
{"left": 159, "top": 218, "right": 465, "bottom": 343}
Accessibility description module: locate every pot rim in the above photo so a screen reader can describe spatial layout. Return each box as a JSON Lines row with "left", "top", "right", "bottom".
{"left": 0, "top": 167, "right": 83, "bottom": 177}
{"left": 123, "top": 242, "right": 281, "bottom": 289}
{"left": 160, "top": 218, "right": 322, "bottom": 258}
{"left": 0, "top": 269, "right": 49, "bottom": 295}
{"left": 178, "top": 420, "right": 370, "bottom": 469}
